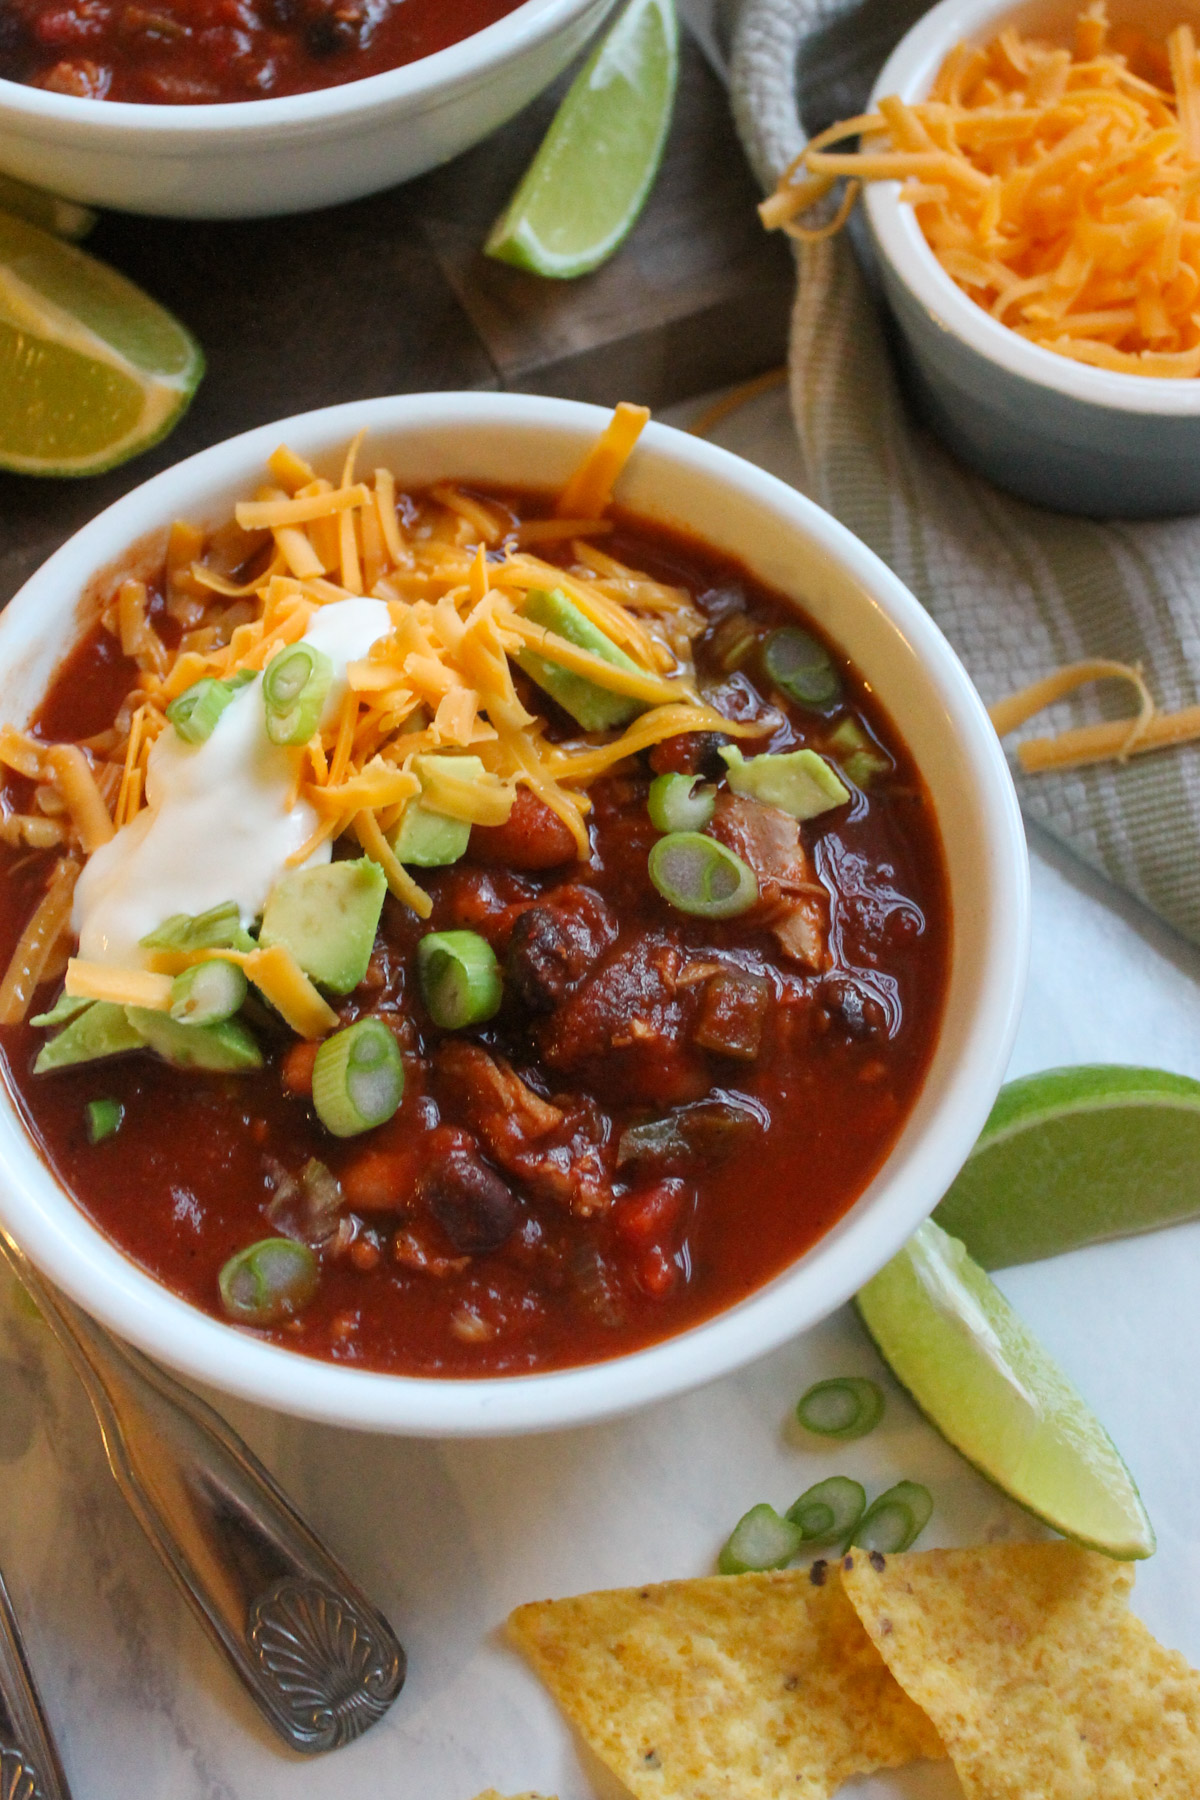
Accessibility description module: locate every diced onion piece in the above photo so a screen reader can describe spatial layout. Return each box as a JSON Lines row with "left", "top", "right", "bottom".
{"left": 262, "top": 644, "right": 333, "bottom": 747}
{"left": 796, "top": 1376, "right": 885, "bottom": 1440}
{"left": 312, "top": 1018, "right": 405, "bottom": 1137}
{"left": 785, "top": 1476, "right": 866, "bottom": 1547}
{"left": 648, "top": 772, "right": 715, "bottom": 834}
{"left": 169, "top": 959, "right": 248, "bottom": 1027}
{"left": 648, "top": 832, "right": 758, "bottom": 919}
{"left": 850, "top": 1481, "right": 934, "bottom": 1555}
{"left": 218, "top": 1237, "right": 319, "bottom": 1326}
{"left": 718, "top": 1504, "right": 805, "bottom": 1575}
{"left": 417, "top": 930, "right": 503, "bottom": 1030}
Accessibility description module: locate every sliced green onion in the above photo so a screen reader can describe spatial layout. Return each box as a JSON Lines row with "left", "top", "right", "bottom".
{"left": 785, "top": 1476, "right": 866, "bottom": 1546}
{"left": 648, "top": 832, "right": 758, "bottom": 919}
{"left": 166, "top": 677, "right": 239, "bottom": 745}
{"left": 85, "top": 1097, "right": 123, "bottom": 1143}
{"left": 417, "top": 930, "right": 503, "bottom": 1030}
{"left": 169, "top": 959, "right": 248, "bottom": 1027}
{"left": 796, "top": 1376, "right": 885, "bottom": 1440}
{"left": 648, "top": 772, "right": 716, "bottom": 834}
{"left": 312, "top": 1018, "right": 405, "bottom": 1137}
{"left": 851, "top": 1481, "right": 934, "bottom": 1555}
{"left": 140, "top": 900, "right": 255, "bottom": 954}
{"left": 218, "top": 1237, "right": 319, "bottom": 1326}
{"left": 718, "top": 1504, "right": 805, "bottom": 1575}
{"left": 262, "top": 644, "right": 333, "bottom": 746}
{"left": 763, "top": 627, "right": 842, "bottom": 710}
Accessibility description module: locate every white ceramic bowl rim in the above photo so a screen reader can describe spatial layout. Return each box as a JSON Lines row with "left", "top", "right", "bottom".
{"left": 0, "top": 0, "right": 585, "bottom": 132}
{"left": 865, "top": 0, "right": 1200, "bottom": 417}
{"left": 0, "top": 392, "right": 1030, "bottom": 1436}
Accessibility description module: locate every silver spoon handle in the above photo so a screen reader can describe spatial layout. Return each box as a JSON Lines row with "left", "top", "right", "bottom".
{"left": 0, "top": 1231, "right": 404, "bottom": 1754}
{"left": 0, "top": 1566, "right": 73, "bottom": 1800}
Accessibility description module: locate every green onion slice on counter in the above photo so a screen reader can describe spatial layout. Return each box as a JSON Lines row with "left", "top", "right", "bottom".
{"left": 417, "top": 930, "right": 503, "bottom": 1030}
{"left": 85, "top": 1097, "right": 123, "bottom": 1143}
{"left": 796, "top": 1376, "right": 885, "bottom": 1440}
{"left": 169, "top": 959, "right": 248, "bottom": 1027}
{"left": 218, "top": 1237, "right": 319, "bottom": 1326}
{"left": 763, "top": 627, "right": 842, "bottom": 710}
{"left": 262, "top": 644, "right": 333, "bottom": 746}
{"left": 785, "top": 1476, "right": 866, "bottom": 1546}
{"left": 648, "top": 831, "right": 758, "bottom": 919}
{"left": 851, "top": 1481, "right": 934, "bottom": 1555}
{"left": 166, "top": 677, "right": 239, "bottom": 745}
{"left": 718, "top": 1503, "right": 805, "bottom": 1575}
{"left": 312, "top": 1018, "right": 405, "bottom": 1137}
{"left": 648, "top": 771, "right": 716, "bottom": 834}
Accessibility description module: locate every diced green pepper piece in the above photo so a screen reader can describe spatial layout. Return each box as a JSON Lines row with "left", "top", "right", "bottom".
{"left": 719, "top": 745, "right": 850, "bottom": 821}
{"left": 517, "top": 587, "right": 645, "bottom": 731}
{"left": 126, "top": 1008, "right": 262, "bottom": 1072}
{"left": 259, "top": 858, "right": 386, "bottom": 995}
{"left": 86, "top": 1098, "right": 124, "bottom": 1143}
{"left": 34, "top": 1001, "right": 145, "bottom": 1074}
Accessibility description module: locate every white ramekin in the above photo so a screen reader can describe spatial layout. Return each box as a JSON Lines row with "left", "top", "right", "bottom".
{"left": 0, "top": 0, "right": 614, "bottom": 218}
{"left": 0, "top": 391, "right": 1029, "bottom": 1434}
{"left": 864, "top": 0, "right": 1200, "bottom": 517}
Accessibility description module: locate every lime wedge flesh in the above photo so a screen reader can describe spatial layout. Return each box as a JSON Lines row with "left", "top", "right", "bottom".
{"left": 0, "top": 172, "right": 96, "bottom": 241}
{"left": 934, "top": 1064, "right": 1200, "bottom": 1270}
{"left": 857, "top": 1220, "right": 1155, "bottom": 1560}
{"left": 0, "top": 212, "right": 203, "bottom": 477}
{"left": 485, "top": 0, "right": 678, "bottom": 278}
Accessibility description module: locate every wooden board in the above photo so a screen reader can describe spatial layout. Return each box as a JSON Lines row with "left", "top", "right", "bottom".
{"left": 0, "top": 31, "right": 793, "bottom": 606}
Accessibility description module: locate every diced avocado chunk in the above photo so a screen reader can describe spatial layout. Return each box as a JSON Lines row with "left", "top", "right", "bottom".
{"left": 390, "top": 754, "right": 482, "bottom": 868}
{"left": 33, "top": 1001, "right": 145, "bottom": 1074}
{"left": 827, "top": 718, "right": 891, "bottom": 788}
{"left": 29, "top": 990, "right": 93, "bottom": 1030}
{"left": 126, "top": 1008, "right": 263, "bottom": 1072}
{"left": 259, "top": 858, "right": 386, "bottom": 995}
{"left": 140, "top": 899, "right": 255, "bottom": 955}
{"left": 720, "top": 745, "right": 850, "bottom": 820}
{"left": 517, "top": 587, "right": 645, "bottom": 731}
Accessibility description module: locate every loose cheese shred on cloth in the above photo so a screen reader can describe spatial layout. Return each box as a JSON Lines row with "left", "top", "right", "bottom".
{"left": 987, "top": 658, "right": 1200, "bottom": 773}
{"left": 0, "top": 405, "right": 755, "bottom": 1020}
{"left": 761, "top": 0, "right": 1200, "bottom": 374}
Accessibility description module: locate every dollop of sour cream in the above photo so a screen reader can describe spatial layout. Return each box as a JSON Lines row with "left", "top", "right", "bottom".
{"left": 74, "top": 597, "right": 392, "bottom": 968}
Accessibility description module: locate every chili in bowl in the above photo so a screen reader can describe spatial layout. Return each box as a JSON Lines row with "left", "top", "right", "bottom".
{"left": 0, "top": 0, "right": 614, "bottom": 216}
{"left": 0, "top": 391, "right": 1029, "bottom": 1435}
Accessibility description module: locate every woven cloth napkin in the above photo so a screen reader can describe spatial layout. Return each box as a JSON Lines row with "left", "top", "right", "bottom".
{"left": 728, "top": 0, "right": 1200, "bottom": 947}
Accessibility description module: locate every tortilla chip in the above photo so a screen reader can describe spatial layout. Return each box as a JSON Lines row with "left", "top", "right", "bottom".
{"left": 471, "top": 1791, "right": 555, "bottom": 1798}
{"left": 841, "top": 1542, "right": 1200, "bottom": 1799}
{"left": 508, "top": 1566, "right": 943, "bottom": 1799}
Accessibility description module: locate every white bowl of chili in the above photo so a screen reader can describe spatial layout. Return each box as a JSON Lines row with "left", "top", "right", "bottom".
{"left": 0, "top": 0, "right": 614, "bottom": 218}
{"left": 861, "top": 0, "right": 1200, "bottom": 517}
{"left": 0, "top": 391, "right": 1028, "bottom": 1435}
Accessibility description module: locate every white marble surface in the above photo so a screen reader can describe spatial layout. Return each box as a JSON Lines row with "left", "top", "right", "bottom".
{"left": 5, "top": 385, "right": 1200, "bottom": 1800}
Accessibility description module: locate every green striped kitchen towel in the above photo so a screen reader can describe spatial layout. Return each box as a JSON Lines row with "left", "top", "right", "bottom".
{"left": 729, "top": 0, "right": 1200, "bottom": 945}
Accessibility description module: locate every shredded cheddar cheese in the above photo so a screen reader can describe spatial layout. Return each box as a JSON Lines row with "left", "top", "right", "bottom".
{"left": 762, "top": 3, "right": 1200, "bottom": 375}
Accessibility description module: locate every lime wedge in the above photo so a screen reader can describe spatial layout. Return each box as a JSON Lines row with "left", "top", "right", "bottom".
{"left": 0, "top": 173, "right": 96, "bottom": 241}
{"left": 857, "top": 1220, "right": 1155, "bottom": 1560}
{"left": 0, "top": 212, "right": 203, "bottom": 477}
{"left": 934, "top": 1064, "right": 1200, "bottom": 1270}
{"left": 484, "top": 0, "right": 678, "bottom": 278}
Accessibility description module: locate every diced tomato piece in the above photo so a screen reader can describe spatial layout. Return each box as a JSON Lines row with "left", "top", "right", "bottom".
{"left": 614, "top": 1179, "right": 686, "bottom": 1247}
{"left": 469, "top": 788, "right": 577, "bottom": 870}
{"left": 280, "top": 1039, "right": 318, "bottom": 1097}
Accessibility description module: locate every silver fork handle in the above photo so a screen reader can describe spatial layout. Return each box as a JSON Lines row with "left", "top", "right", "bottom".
{"left": 0, "top": 1231, "right": 405, "bottom": 1754}
{"left": 0, "top": 1567, "right": 73, "bottom": 1800}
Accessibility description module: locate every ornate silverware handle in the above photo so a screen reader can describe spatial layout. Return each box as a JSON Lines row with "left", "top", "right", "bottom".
{"left": 0, "top": 1566, "right": 73, "bottom": 1800}
{"left": 0, "top": 1231, "right": 405, "bottom": 1755}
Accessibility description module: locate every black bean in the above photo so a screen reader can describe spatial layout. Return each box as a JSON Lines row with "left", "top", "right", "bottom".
{"left": 423, "top": 1148, "right": 518, "bottom": 1255}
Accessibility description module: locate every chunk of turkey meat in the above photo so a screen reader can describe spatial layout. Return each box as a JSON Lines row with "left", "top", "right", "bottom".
{"left": 710, "top": 792, "right": 829, "bottom": 969}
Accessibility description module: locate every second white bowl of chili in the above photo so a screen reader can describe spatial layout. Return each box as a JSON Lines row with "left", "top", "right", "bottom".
{"left": 0, "top": 391, "right": 1028, "bottom": 1435}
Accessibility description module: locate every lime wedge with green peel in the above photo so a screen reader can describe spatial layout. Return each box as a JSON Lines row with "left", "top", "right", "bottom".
{"left": 484, "top": 0, "right": 679, "bottom": 278}
{"left": 0, "top": 173, "right": 96, "bottom": 241}
{"left": 857, "top": 1220, "right": 1155, "bottom": 1560}
{"left": 0, "top": 212, "right": 203, "bottom": 477}
{"left": 934, "top": 1064, "right": 1200, "bottom": 1270}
